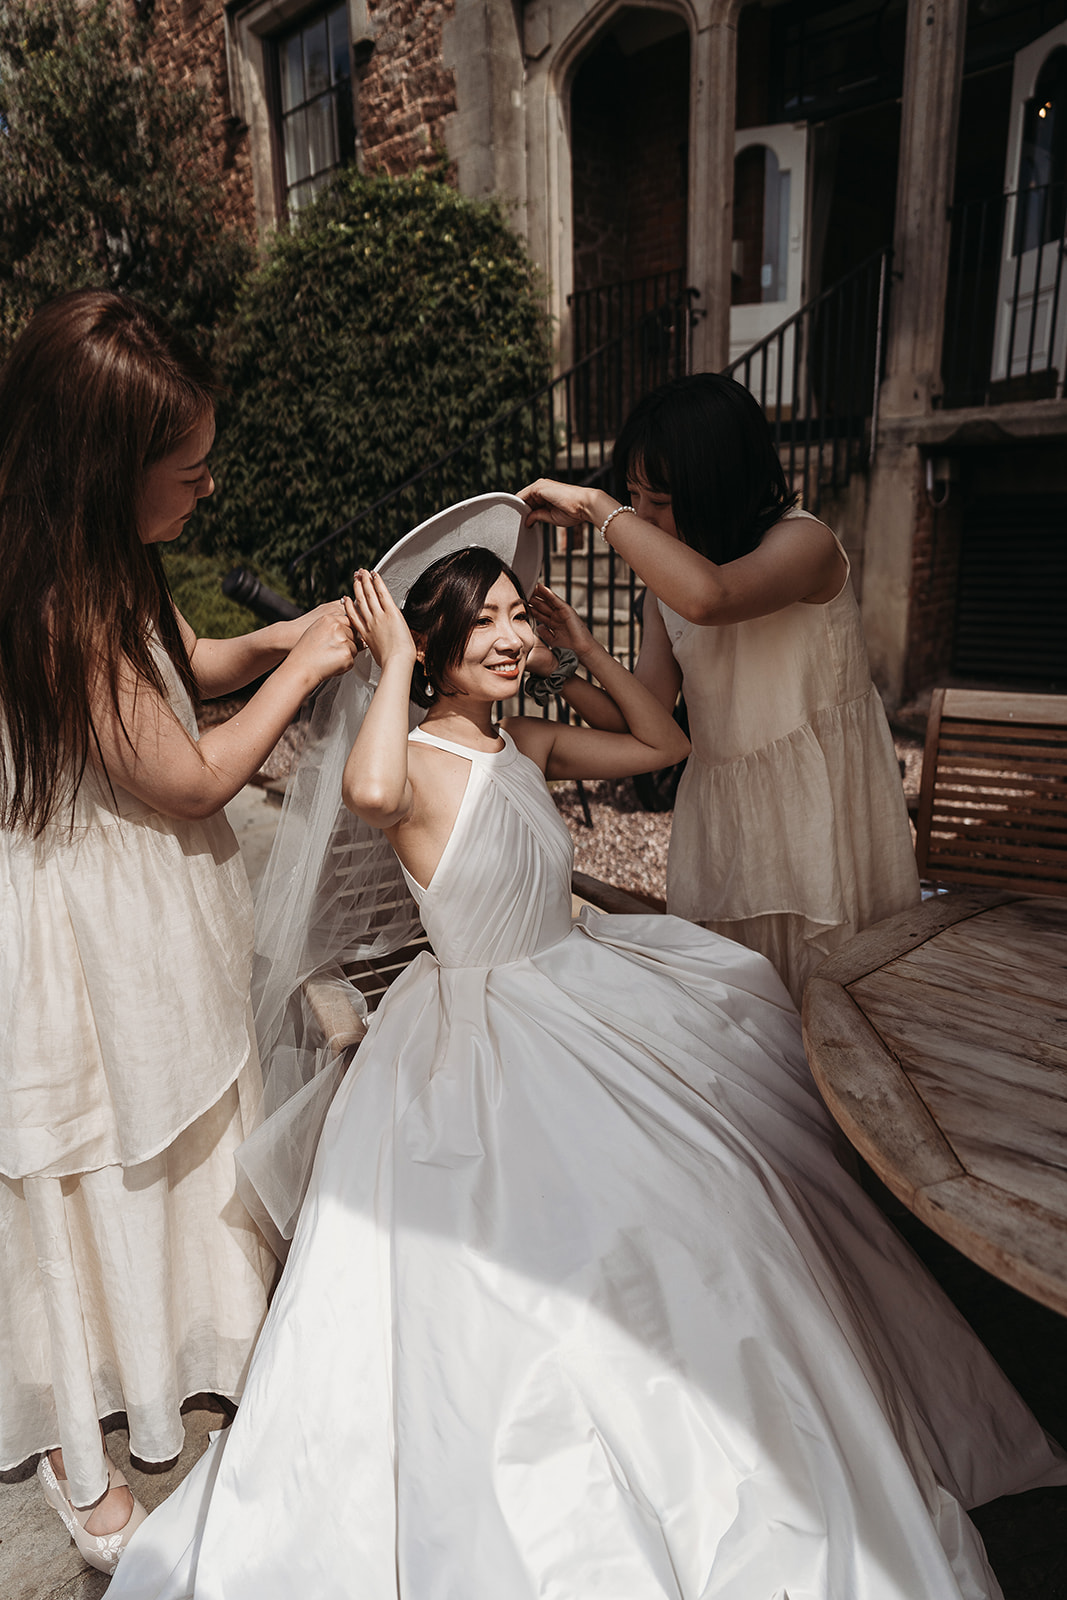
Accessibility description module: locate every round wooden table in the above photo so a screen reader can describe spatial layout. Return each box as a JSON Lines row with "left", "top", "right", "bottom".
{"left": 801, "top": 888, "right": 1067, "bottom": 1317}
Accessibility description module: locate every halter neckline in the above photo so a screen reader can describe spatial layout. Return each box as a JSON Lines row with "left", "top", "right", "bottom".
{"left": 409, "top": 724, "right": 517, "bottom": 763}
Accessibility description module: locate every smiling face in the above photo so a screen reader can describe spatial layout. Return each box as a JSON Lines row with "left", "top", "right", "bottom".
{"left": 439, "top": 572, "right": 537, "bottom": 702}
{"left": 136, "top": 414, "right": 216, "bottom": 544}
{"left": 625, "top": 460, "right": 679, "bottom": 541}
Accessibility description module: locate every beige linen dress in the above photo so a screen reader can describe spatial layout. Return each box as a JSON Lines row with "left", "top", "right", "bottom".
{"left": 0, "top": 647, "right": 274, "bottom": 1505}
{"left": 659, "top": 513, "right": 920, "bottom": 1004}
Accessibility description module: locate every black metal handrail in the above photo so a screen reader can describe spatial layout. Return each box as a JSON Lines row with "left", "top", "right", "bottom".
{"left": 943, "top": 179, "right": 1067, "bottom": 409}
{"left": 724, "top": 248, "right": 891, "bottom": 514}
{"left": 288, "top": 286, "right": 699, "bottom": 608}
{"left": 569, "top": 269, "right": 689, "bottom": 365}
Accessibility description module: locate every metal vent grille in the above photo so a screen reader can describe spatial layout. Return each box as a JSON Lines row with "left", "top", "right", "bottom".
{"left": 952, "top": 497, "right": 1067, "bottom": 684}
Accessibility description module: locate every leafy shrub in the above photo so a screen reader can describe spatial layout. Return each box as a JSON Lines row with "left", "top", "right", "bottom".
{"left": 0, "top": 0, "right": 253, "bottom": 357}
{"left": 199, "top": 167, "right": 552, "bottom": 573}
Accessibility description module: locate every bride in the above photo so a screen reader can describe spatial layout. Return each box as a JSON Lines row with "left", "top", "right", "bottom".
{"left": 109, "top": 498, "right": 1064, "bottom": 1599}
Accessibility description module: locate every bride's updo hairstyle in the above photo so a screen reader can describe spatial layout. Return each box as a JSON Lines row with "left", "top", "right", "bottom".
{"left": 403, "top": 545, "right": 527, "bottom": 708}
{"left": 613, "top": 372, "right": 798, "bottom": 566}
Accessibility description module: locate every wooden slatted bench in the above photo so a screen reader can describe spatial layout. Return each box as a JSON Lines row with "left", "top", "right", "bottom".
{"left": 915, "top": 688, "right": 1067, "bottom": 895}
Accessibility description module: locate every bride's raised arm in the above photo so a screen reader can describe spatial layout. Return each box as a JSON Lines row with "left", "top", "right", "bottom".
{"left": 341, "top": 571, "right": 417, "bottom": 830}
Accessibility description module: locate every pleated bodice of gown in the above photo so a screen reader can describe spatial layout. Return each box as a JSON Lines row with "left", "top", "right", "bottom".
{"left": 108, "top": 726, "right": 1066, "bottom": 1600}
{"left": 396, "top": 725, "right": 574, "bottom": 965}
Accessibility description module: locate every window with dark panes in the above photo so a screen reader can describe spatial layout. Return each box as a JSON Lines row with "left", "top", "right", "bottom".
{"left": 275, "top": 3, "right": 355, "bottom": 214}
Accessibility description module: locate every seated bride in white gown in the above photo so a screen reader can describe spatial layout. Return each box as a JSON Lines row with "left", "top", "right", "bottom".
{"left": 108, "top": 497, "right": 1065, "bottom": 1600}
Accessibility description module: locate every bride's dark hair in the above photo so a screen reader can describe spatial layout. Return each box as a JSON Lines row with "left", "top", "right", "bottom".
{"left": 403, "top": 546, "right": 527, "bottom": 708}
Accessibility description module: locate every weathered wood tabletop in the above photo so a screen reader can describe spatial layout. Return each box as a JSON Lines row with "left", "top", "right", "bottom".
{"left": 801, "top": 889, "right": 1067, "bottom": 1317}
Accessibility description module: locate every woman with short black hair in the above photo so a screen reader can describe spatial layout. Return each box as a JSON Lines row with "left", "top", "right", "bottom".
{"left": 521, "top": 371, "right": 919, "bottom": 1005}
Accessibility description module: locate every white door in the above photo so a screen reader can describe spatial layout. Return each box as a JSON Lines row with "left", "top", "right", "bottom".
{"left": 991, "top": 23, "right": 1067, "bottom": 390}
{"left": 729, "top": 123, "right": 808, "bottom": 410}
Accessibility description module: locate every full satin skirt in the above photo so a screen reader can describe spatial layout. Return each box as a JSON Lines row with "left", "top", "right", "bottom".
{"left": 110, "top": 913, "right": 1065, "bottom": 1600}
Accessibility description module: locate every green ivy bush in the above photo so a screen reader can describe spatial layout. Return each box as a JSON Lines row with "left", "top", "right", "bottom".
{"left": 0, "top": 0, "right": 253, "bottom": 358}
{"left": 198, "top": 167, "right": 552, "bottom": 573}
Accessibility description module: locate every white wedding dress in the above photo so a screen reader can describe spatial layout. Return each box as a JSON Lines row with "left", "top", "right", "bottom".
{"left": 110, "top": 728, "right": 1065, "bottom": 1600}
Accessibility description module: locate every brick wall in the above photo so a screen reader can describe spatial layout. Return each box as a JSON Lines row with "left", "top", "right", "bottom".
{"left": 571, "top": 31, "right": 688, "bottom": 294}
{"left": 904, "top": 469, "right": 962, "bottom": 699}
{"left": 624, "top": 34, "right": 689, "bottom": 282}
{"left": 571, "top": 37, "right": 628, "bottom": 291}
{"left": 149, "top": 0, "right": 258, "bottom": 239}
{"left": 358, "top": 0, "right": 457, "bottom": 176}
{"left": 148, "top": 0, "right": 456, "bottom": 238}
{"left": 735, "top": 4, "right": 771, "bottom": 130}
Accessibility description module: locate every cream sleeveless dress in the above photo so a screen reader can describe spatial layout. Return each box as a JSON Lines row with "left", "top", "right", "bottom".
{"left": 660, "top": 513, "right": 920, "bottom": 1003}
{"left": 108, "top": 727, "right": 1065, "bottom": 1600}
{"left": 0, "top": 646, "right": 274, "bottom": 1504}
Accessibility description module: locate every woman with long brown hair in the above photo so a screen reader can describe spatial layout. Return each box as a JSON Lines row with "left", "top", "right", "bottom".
{"left": 0, "top": 290, "right": 359, "bottom": 1573}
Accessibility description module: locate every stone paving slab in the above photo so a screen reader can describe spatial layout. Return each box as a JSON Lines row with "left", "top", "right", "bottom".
{"left": 0, "top": 1404, "right": 225, "bottom": 1600}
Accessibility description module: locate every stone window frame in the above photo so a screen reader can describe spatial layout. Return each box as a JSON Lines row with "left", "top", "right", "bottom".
{"left": 225, "top": 0, "right": 374, "bottom": 234}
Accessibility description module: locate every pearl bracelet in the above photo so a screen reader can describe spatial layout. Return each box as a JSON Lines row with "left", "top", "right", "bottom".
{"left": 598, "top": 504, "right": 635, "bottom": 541}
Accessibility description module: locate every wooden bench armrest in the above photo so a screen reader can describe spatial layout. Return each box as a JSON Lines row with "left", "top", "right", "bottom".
{"left": 303, "top": 976, "right": 369, "bottom": 1056}
{"left": 572, "top": 871, "right": 664, "bottom": 916}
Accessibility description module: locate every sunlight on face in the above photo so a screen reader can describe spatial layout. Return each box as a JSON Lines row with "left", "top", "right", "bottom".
{"left": 137, "top": 416, "right": 216, "bottom": 545}
{"left": 446, "top": 573, "right": 537, "bottom": 701}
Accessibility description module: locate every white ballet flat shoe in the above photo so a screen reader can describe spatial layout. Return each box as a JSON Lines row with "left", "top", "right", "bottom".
{"left": 37, "top": 1451, "right": 149, "bottom": 1574}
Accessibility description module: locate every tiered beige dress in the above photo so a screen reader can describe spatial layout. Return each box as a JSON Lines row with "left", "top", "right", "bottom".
{"left": 660, "top": 513, "right": 920, "bottom": 1004}
{"left": 0, "top": 648, "right": 274, "bottom": 1506}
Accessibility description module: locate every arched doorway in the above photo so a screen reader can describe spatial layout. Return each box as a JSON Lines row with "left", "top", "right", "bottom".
{"left": 568, "top": 8, "right": 690, "bottom": 361}
{"left": 728, "top": 125, "right": 807, "bottom": 392}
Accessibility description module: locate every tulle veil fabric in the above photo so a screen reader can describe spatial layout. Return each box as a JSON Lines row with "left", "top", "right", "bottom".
{"left": 236, "top": 657, "right": 424, "bottom": 1252}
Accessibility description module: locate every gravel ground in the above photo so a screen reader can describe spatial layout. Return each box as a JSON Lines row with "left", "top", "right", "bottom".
{"left": 552, "top": 776, "right": 672, "bottom": 905}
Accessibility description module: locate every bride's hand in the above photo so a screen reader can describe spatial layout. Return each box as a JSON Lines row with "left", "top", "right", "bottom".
{"left": 529, "top": 584, "right": 596, "bottom": 663}
{"left": 347, "top": 571, "right": 417, "bottom": 672}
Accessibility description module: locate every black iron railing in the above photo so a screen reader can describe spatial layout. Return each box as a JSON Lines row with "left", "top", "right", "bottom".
{"left": 287, "top": 257, "right": 891, "bottom": 683}
{"left": 569, "top": 270, "right": 689, "bottom": 363}
{"left": 943, "top": 180, "right": 1067, "bottom": 409}
{"left": 724, "top": 249, "right": 891, "bottom": 514}
{"left": 288, "top": 285, "right": 699, "bottom": 610}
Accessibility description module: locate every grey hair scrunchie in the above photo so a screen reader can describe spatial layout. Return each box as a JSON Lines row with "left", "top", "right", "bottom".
{"left": 524, "top": 646, "right": 580, "bottom": 706}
